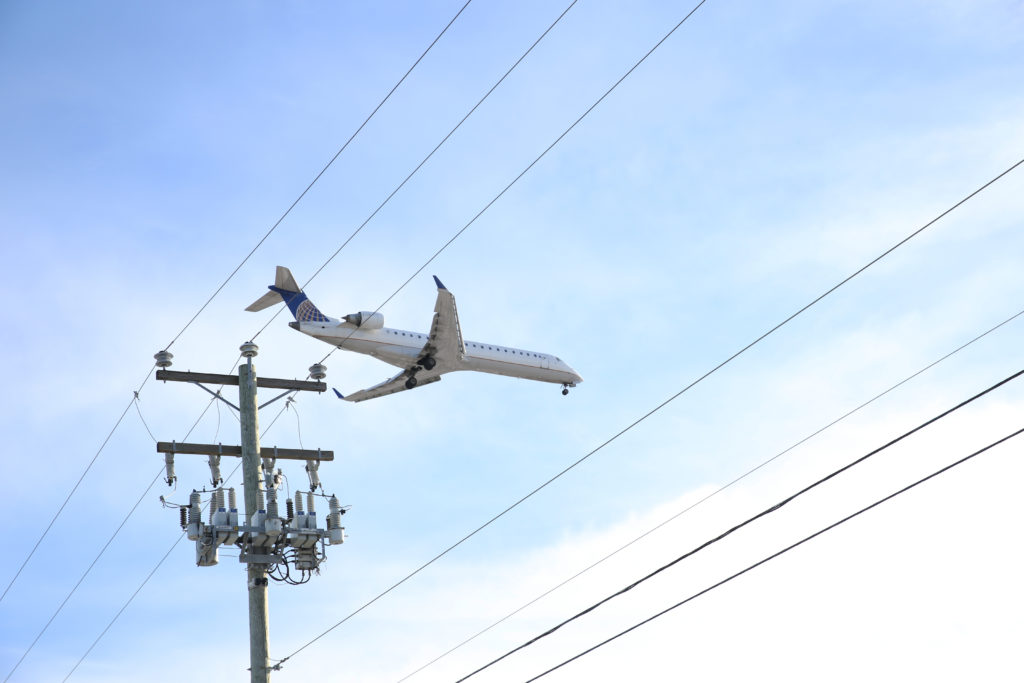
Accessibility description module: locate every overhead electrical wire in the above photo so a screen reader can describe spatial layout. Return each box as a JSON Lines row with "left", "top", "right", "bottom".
{"left": 60, "top": 392, "right": 299, "bottom": 681}
{"left": 0, "top": 364, "right": 152, "bottom": 604}
{"left": 308, "top": 0, "right": 713, "bottom": 368}
{"left": 396, "top": 303, "right": 1024, "bottom": 681}
{"left": 5, "top": 395, "right": 221, "bottom": 681}
{"left": 164, "top": 0, "right": 475, "bottom": 353}
{"left": 454, "top": 367, "right": 1024, "bottom": 681}
{"left": 523, "top": 424, "right": 1024, "bottom": 682}
{"left": 62, "top": 456, "right": 246, "bottom": 683}
{"left": 277, "top": 152, "right": 1024, "bottom": 668}
{"left": 2, "top": 470, "right": 164, "bottom": 683}
{"left": 249, "top": 0, "right": 580, "bottom": 342}
{"left": 3, "top": 0, "right": 472, "bottom": 615}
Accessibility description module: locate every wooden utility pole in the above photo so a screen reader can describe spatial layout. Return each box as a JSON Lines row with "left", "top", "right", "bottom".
{"left": 154, "top": 343, "right": 341, "bottom": 683}
{"left": 240, "top": 347, "right": 270, "bottom": 683}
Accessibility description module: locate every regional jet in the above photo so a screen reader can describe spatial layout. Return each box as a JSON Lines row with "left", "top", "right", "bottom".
{"left": 246, "top": 267, "right": 583, "bottom": 402}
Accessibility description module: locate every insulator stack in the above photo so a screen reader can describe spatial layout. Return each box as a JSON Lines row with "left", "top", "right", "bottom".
{"left": 262, "top": 457, "right": 277, "bottom": 487}
{"left": 308, "top": 363, "right": 327, "bottom": 380}
{"left": 286, "top": 498, "right": 294, "bottom": 521}
{"left": 211, "top": 488, "right": 226, "bottom": 524}
{"left": 208, "top": 454, "right": 222, "bottom": 486}
{"left": 305, "top": 459, "right": 321, "bottom": 491}
{"left": 188, "top": 491, "right": 201, "bottom": 524}
{"left": 257, "top": 488, "right": 266, "bottom": 513}
{"left": 294, "top": 491, "right": 304, "bottom": 515}
{"left": 164, "top": 453, "right": 176, "bottom": 486}
{"left": 179, "top": 506, "right": 187, "bottom": 529}
{"left": 266, "top": 486, "right": 279, "bottom": 519}
{"left": 264, "top": 482, "right": 282, "bottom": 536}
{"left": 328, "top": 496, "right": 345, "bottom": 545}
{"left": 228, "top": 487, "right": 237, "bottom": 511}
{"left": 187, "top": 491, "right": 202, "bottom": 541}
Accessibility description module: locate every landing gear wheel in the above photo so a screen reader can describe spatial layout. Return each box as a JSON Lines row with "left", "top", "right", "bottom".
{"left": 561, "top": 386, "right": 569, "bottom": 396}
{"left": 405, "top": 377, "right": 418, "bottom": 390}
{"left": 419, "top": 356, "right": 436, "bottom": 370}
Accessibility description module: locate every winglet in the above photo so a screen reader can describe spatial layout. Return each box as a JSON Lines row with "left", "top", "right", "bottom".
{"left": 333, "top": 388, "right": 344, "bottom": 400}
{"left": 432, "top": 275, "right": 447, "bottom": 290}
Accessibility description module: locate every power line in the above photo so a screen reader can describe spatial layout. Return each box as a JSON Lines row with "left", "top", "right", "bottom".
{"left": 5, "top": 394, "right": 221, "bottom": 680}
{"left": 164, "top": 0, "right": 475, "bottom": 353}
{"left": 60, "top": 395, "right": 298, "bottom": 680}
{"left": 524, "top": 424, "right": 1024, "bottom": 682}
{"left": 396, "top": 303, "right": 1024, "bottom": 681}
{"left": 2, "top": 468, "right": 164, "bottom": 683}
{"left": 312, "top": 0, "right": 713, "bottom": 368}
{"left": 454, "top": 367, "right": 1024, "bottom": 681}
{"left": 3, "top": 0, "right": 472, "bottom": 611}
{"left": 0, "top": 366, "right": 153, "bottom": 605}
{"left": 59, "top": 460, "right": 240, "bottom": 683}
{"left": 278, "top": 152, "right": 1023, "bottom": 667}
{"left": 249, "top": 0, "right": 580, "bottom": 342}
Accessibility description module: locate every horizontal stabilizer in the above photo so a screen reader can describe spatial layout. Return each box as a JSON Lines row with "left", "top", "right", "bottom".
{"left": 245, "top": 266, "right": 301, "bottom": 312}
{"left": 245, "top": 290, "right": 283, "bottom": 312}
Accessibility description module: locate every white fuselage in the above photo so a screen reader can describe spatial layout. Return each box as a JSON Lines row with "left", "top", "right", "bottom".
{"left": 293, "top": 320, "right": 582, "bottom": 387}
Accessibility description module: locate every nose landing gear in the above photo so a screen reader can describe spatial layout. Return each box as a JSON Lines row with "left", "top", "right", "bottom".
{"left": 561, "top": 384, "right": 570, "bottom": 396}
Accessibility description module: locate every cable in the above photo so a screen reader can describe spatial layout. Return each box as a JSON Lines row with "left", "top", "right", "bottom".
{"left": 0, "top": 365, "right": 153, "bottom": 604}
{"left": 165, "top": 0, "right": 475, "bottom": 352}
{"left": 309, "top": 0, "right": 712, "bottom": 367}
{"left": 455, "top": 367, "right": 1024, "bottom": 680}
{"left": 278, "top": 152, "right": 1023, "bottom": 667}
{"left": 524, "top": 424, "right": 1024, "bottom": 682}
{"left": 249, "top": 0, "right": 580, "bottom": 342}
{"left": 5, "top": 0, "right": 472, "bottom": 609}
{"left": 396, "top": 303, "right": 1024, "bottom": 681}
{"left": 6, "top": 396, "right": 221, "bottom": 681}
{"left": 2, "top": 468, "right": 164, "bottom": 683}
{"left": 61, "top": 396, "right": 295, "bottom": 680}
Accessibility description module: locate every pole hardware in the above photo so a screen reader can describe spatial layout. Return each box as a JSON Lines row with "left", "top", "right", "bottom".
{"left": 152, "top": 347, "right": 343, "bottom": 683}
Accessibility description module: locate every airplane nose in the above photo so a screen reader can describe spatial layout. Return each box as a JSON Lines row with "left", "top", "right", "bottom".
{"left": 288, "top": 321, "right": 299, "bottom": 330}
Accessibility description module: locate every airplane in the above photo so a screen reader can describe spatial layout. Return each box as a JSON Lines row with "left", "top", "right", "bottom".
{"left": 246, "top": 266, "right": 583, "bottom": 402}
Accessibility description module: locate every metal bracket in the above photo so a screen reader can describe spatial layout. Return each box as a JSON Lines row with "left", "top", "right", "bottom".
{"left": 239, "top": 551, "right": 286, "bottom": 565}
{"left": 191, "top": 382, "right": 240, "bottom": 411}
{"left": 259, "top": 388, "right": 297, "bottom": 410}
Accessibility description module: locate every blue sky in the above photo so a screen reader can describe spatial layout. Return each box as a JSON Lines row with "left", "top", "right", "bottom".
{"left": 2, "top": 1, "right": 1024, "bottom": 681}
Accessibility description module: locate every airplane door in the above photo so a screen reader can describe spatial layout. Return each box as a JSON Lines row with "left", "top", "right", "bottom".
{"left": 541, "top": 355, "right": 550, "bottom": 370}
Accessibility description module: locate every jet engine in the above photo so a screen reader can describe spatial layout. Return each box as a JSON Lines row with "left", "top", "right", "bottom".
{"left": 344, "top": 311, "right": 384, "bottom": 329}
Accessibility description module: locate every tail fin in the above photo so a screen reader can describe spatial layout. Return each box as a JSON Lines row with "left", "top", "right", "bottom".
{"left": 245, "top": 266, "right": 330, "bottom": 323}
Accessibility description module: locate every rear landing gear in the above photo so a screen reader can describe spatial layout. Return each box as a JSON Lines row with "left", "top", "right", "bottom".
{"left": 405, "top": 376, "right": 418, "bottom": 390}
{"left": 418, "top": 355, "right": 437, "bottom": 371}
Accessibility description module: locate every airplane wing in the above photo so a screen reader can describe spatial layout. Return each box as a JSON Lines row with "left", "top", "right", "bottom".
{"left": 333, "top": 276, "right": 462, "bottom": 403}
{"left": 423, "top": 276, "right": 465, "bottom": 369}
{"left": 334, "top": 369, "right": 442, "bottom": 403}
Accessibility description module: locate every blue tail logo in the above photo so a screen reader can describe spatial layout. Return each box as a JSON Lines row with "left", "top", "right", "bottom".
{"left": 269, "top": 286, "right": 330, "bottom": 323}
{"left": 245, "top": 266, "right": 329, "bottom": 323}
